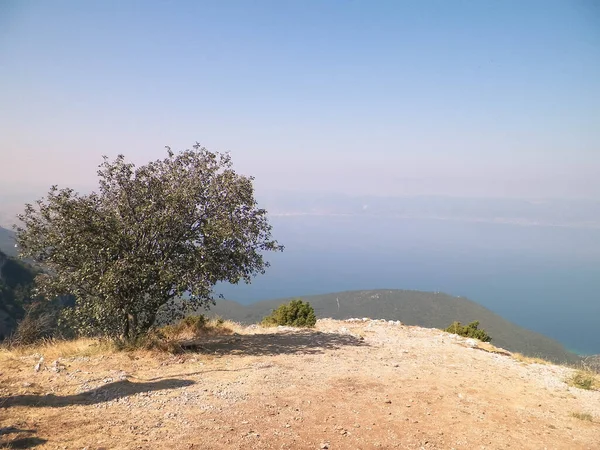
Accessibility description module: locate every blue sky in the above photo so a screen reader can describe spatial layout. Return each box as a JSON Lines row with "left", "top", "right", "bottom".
{"left": 1, "top": 0, "right": 599, "bottom": 199}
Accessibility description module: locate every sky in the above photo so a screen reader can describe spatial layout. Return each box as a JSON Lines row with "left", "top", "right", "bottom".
{"left": 1, "top": 0, "right": 599, "bottom": 200}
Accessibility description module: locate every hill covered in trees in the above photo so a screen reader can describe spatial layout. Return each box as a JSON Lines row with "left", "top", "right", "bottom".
{"left": 0, "top": 249, "right": 72, "bottom": 342}
{"left": 0, "top": 249, "right": 36, "bottom": 339}
{"left": 206, "top": 289, "right": 580, "bottom": 364}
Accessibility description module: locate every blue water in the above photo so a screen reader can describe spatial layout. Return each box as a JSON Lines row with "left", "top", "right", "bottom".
{"left": 218, "top": 216, "right": 600, "bottom": 355}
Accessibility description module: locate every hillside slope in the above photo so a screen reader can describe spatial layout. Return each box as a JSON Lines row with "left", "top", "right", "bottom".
{"left": 0, "top": 250, "right": 36, "bottom": 339}
{"left": 0, "top": 226, "right": 16, "bottom": 257}
{"left": 1, "top": 320, "right": 598, "bottom": 449}
{"left": 207, "top": 290, "right": 579, "bottom": 364}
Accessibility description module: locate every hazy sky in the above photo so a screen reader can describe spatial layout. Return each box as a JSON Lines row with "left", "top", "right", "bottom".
{"left": 1, "top": 0, "right": 599, "bottom": 199}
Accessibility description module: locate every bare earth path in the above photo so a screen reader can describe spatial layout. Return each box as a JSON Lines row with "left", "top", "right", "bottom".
{"left": 1, "top": 319, "right": 599, "bottom": 449}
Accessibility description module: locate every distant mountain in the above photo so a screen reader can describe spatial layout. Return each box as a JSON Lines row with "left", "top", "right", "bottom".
{"left": 205, "top": 289, "right": 580, "bottom": 364}
{"left": 260, "top": 192, "right": 600, "bottom": 229}
{"left": 0, "top": 226, "right": 16, "bottom": 256}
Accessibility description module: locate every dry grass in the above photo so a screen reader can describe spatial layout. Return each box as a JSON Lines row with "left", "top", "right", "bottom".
{"left": 469, "top": 341, "right": 512, "bottom": 357}
{"left": 158, "top": 315, "right": 238, "bottom": 340}
{"left": 0, "top": 316, "right": 242, "bottom": 362}
{"left": 512, "top": 352, "right": 551, "bottom": 366}
{"left": 116, "top": 316, "right": 242, "bottom": 353}
{"left": 0, "top": 337, "right": 114, "bottom": 362}
{"left": 571, "top": 412, "right": 594, "bottom": 422}
{"left": 568, "top": 370, "right": 599, "bottom": 391}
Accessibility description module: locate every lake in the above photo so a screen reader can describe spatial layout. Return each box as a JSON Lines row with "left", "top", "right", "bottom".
{"left": 218, "top": 215, "right": 600, "bottom": 355}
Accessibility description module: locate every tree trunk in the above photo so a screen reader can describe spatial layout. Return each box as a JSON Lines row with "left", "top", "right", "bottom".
{"left": 123, "top": 315, "right": 129, "bottom": 341}
{"left": 127, "top": 313, "right": 137, "bottom": 341}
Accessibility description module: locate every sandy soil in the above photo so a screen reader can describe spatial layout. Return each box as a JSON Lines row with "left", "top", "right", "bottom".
{"left": 1, "top": 319, "right": 599, "bottom": 449}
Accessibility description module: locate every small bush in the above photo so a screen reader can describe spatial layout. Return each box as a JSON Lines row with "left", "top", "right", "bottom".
{"left": 9, "top": 305, "right": 57, "bottom": 346}
{"left": 445, "top": 320, "right": 492, "bottom": 342}
{"left": 261, "top": 299, "right": 317, "bottom": 328}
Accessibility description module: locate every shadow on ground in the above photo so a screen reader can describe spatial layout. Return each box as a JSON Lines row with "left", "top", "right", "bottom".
{"left": 0, "top": 428, "right": 47, "bottom": 449}
{"left": 181, "top": 330, "right": 368, "bottom": 356}
{"left": 0, "top": 436, "right": 48, "bottom": 449}
{"left": 0, "top": 378, "right": 194, "bottom": 409}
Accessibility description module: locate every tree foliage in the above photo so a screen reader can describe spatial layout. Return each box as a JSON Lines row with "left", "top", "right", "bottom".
{"left": 444, "top": 320, "right": 492, "bottom": 342}
{"left": 261, "top": 299, "right": 317, "bottom": 328}
{"left": 16, "top": 144, "right": 283, "bottom": 340}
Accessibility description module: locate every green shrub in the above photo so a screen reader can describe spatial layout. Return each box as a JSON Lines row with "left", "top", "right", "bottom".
{"left": 445, "top": 320, "right": 492, "bottom": 342}
{"left": 261, "top": 299, "right": 317, "bottom": 328}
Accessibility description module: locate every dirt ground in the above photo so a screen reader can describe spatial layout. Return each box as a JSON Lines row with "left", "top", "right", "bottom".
{"left": 1, "top": 319, "right": 599, "bottom": 449}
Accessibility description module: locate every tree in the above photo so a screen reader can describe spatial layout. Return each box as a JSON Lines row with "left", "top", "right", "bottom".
{"left": 16, "top": 144, "right": 283, "bottom": 341}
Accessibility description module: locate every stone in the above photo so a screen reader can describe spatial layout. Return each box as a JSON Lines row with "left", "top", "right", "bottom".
{"left": 34, "top": 356, "right": 44, "bottom": 372}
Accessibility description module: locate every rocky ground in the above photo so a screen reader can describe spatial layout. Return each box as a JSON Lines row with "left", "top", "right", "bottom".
{"left": 1, "top": 319, "right": 599, "bottom": 449}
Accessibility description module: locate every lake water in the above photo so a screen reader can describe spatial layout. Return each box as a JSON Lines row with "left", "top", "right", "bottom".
{"left": 218, "top": 215, "right": 600, "bottom": 355}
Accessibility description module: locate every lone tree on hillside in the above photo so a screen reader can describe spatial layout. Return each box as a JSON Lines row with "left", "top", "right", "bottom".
{"left": 16, "top": 143, "right": 283, "bottom": 341}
